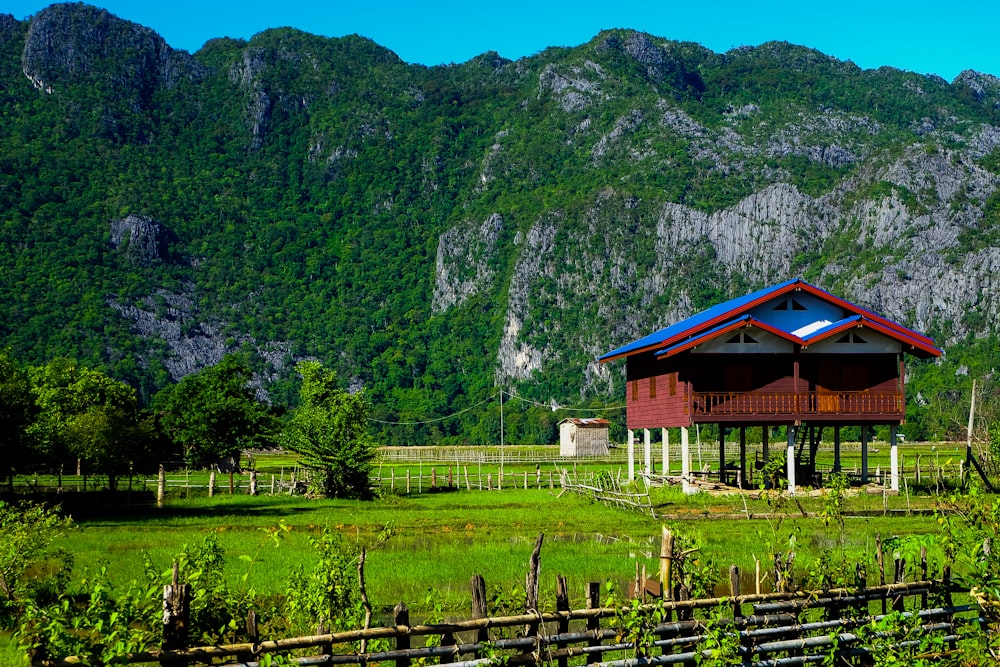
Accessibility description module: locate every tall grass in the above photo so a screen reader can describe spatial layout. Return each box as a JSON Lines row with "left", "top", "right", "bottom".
{"left": 51, "top": 483, "right": 948, "bottom": 614}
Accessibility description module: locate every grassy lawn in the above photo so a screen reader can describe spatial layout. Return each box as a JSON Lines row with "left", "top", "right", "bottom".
{"left": 52, "top": 481, "right": 947, "bottom": 615}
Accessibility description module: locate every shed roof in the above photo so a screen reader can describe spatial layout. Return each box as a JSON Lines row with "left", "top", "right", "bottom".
{"left": 559, "top": 418, "right": 611, "bottom": 427}
{"left": 600, "top": 278, "right": 942, "bottom": 362}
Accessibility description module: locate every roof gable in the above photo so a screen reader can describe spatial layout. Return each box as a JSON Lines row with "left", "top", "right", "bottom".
{"left": 599, "top": 278, "right": 941, "bottom": 362}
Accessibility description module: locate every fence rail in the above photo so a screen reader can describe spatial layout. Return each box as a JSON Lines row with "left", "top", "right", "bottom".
{"left": 32, "top": 579, "right": 982, "bottom": 667}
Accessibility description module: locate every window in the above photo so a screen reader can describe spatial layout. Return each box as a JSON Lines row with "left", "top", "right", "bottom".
{"left": 649, "top": 376, "right": 657, "bottom": 399}
{"left": 669, "top": 373, "right": 677, "bottom": 396}
{"left": 727, "top": 331, "right": 759, "bottom": 344}
{"left": 773, "top": 297, "right": 807, "bottom": 311}
{"left": 631, "top": 380, "right": 638, "bottom": 402}
{"left": 837, "top": 332, "right": 868, "bottom": 344}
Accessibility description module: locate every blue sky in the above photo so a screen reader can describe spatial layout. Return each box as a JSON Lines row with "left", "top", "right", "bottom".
{"left": 6, "top": 1, "right": 999, "bottom": 81}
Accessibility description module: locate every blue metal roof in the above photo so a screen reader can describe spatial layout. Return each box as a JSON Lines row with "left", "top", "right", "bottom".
{"left": 599, "top": 278, "right": 800, "bottom": 361}
{"left": 599, "top": 278, "right": 941, "bottom": 361}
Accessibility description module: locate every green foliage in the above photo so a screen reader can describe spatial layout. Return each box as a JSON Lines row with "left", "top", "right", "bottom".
{"left": 856, "top": 609, "right": 946, "bottom": 667}
{"left": 282, "top": 361, "right": 375, "bottom": 498}
{"left": 0, "top": 503, "right": 71, "bottom": 628}
{"left": 607, "top": 584, "right": 666, "bottom": 659}
{"left": 28, "top": 358, "right": 149, "bottom": 489}
{"left": 155, "top": 354, "right": 278, "bottom": 468}
{"left": 0, "top": 351, "right": 35, "bottom": 486}
{"left": 282, "top": 526, "right": 369, "bottom": 635}
{"left": 695, "top": 608, "right": 742, "bottom": 666}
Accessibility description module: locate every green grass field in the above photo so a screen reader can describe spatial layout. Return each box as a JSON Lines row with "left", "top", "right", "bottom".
{"left": 5, "top": 444, "right": 983, "bottom": 665}
{"left": 50, "top": 481, "right": 946, "bottom": 614}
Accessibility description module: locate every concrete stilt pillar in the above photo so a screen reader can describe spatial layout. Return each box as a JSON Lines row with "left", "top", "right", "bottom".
{"left": 643, "top": 428, "right": 652, "bottom": 477}
{"left": 681, "top": 426, "right": 693, "bottom": 494}
{"left": 787, "top": 425, "right": 797, "bottom": 495}
{"left": 890, "top": 425, "right": 899, "bottom": 492}
{"left": 627, "top": 429, "right": 635, "bottom": 483}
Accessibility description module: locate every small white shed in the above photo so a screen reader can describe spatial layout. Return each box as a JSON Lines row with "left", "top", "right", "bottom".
{"left": 559, "top": 418, "right": 610, "bottom": 456}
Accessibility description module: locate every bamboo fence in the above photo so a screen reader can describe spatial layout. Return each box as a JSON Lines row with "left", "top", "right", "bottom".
{"left": 32, "top": 531, "right": 990, "bottom": 667}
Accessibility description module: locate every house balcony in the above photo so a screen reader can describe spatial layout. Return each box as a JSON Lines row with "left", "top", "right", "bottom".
{"left": 691, "top": 391, "right": 904, "bottom": 423}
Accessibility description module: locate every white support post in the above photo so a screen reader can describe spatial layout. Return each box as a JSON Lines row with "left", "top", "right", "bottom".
{"left": 627, "top": 429, "right": 635, "bottom": 483}
{"left": 890, "top": 425, "right": 899, "bottom": 492}
{"left": 662, "top": 428, "right": 670, "bottom": 477}
{"left": 681, "top": 426, "right": 694, "bottom": 494}
{"left": 787, "top": 425, "right": 797, "bottom": 495}
{"left": 643, "top": 428, "right": 652, "bottom": 477}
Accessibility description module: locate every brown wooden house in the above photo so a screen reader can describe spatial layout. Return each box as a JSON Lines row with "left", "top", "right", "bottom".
{"left": 599, "top": 279, "right": 941, "bottom": 493}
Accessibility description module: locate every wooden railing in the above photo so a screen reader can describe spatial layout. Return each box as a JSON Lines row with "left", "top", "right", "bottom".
{"left": 693, "top": 391, "right": 904, "bottom": 417}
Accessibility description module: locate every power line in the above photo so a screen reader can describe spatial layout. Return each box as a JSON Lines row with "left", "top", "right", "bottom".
{"left": 368, "top": 391, "right": 498, "bottom": 425}
{"left": 369, "top": 389, "right": 625, "bottom": 426}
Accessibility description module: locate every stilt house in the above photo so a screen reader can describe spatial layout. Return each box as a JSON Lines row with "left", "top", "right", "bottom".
{"left": 599, "top": 278, "right": 941, "bottom": 493}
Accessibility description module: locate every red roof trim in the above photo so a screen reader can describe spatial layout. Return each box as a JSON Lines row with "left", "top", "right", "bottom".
{"left": 793, "top": 283, "right": 936, "bottom": 347}
{"left": 805, "top": 318, "right": 942, "bottom": 358}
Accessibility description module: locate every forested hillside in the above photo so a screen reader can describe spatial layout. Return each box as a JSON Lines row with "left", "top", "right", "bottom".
{"left": 3, "top": 3, "right": 1000, "bottom": 444}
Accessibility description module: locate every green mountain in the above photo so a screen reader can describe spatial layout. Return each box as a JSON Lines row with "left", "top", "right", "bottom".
{"left": 3, "top": 3, "right": 1000, "bottom": 443}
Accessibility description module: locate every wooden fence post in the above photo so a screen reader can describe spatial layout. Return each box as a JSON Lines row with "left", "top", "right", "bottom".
{"left": 208, "top": 471, "right": 216, "bottom": 498}
{"left": 892, "top": 555, "right": 906, "bottom": 612}
{"left": 524, "top": 533, "right": 544, "bottom": 647}
{"left": 393, "top": 602, "right": 410, "bottom": 667}
{"left": 586, "top": 582, "right": 602, "bottom": 664}
{"left": 162, "top": 562, "right": 190, "bottom": 665}
{"left": 920, "top": 546, "right": 929, "bottom": 609}
{"left": 249, "top": 470, "right": 258, "bottom": 496}
{"left": 854, "top": 562, "right": 867, "bottom": 619}
{"left": 876, "top": 534, "right": 887, "bottom": 614}
{"left": 471, "top": 575, "right": 489, "bottom": 658}
{"left": 729, "top": 565, "right": 742, "bottom": 620}
{"left": 556, "top": 575, "right": 570, "bottom": 667}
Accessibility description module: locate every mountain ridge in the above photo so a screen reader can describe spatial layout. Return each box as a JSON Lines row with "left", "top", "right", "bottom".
{"left": 2, "top": 3, "right": 999, "bottom": 442}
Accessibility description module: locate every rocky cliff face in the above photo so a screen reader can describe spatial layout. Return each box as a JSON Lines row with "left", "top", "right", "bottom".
{"left": 21, "top": 4, "right": 202, "bottom": 96}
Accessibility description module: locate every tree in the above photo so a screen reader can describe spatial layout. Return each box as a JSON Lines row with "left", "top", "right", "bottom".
{"left": 28, "top": 358, "right": 144, "bottom": 491}
{"left": 0, "top": 501, "right": 71, "bottom": 624}
{"left": 155, "top": 354, "right": 277, "bottom": 469}
{"left": 0, "top": 350, "right": 36, "bottom": 490}
{"left": 282, "top": 361, "right": 375, "bottom": 498}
